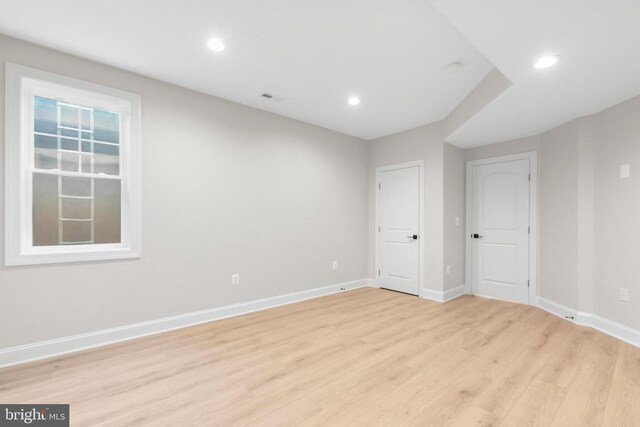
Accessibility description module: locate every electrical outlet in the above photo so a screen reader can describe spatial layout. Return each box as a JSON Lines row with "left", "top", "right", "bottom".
{"left": 446, "top": 265, "right": 451, "bottom": 275}
{"left": 332, "top": 261, "right": 338, "bottom": 271}
{"left": 231, "top": 274, "right": 240, "bottom": 285}
{"left": 620, "top": 288, "right": 629, "bottom": 302}
{"left": 620, "top": 164, "right": 631, "bottom": 179}
{"left": 455, "top": 216, "right": 461, "bottom": 226}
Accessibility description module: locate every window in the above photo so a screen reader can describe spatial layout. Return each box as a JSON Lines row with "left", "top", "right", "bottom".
{"left": 5, "top": 63, "right": 141, "bottom": 265}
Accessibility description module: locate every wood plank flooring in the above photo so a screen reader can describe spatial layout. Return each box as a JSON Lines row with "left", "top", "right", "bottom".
{"left": 1, "top": 287, "right": 639, "bottom": 426}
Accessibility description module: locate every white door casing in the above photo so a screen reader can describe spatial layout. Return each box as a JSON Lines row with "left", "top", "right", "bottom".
{"left": 469, "top": 156, "right": 533, "bottom": 304}
{"left": 376, "top": 163, "right": 422, "bottom": 296}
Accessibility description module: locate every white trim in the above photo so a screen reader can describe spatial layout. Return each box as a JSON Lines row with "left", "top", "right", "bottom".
{"left": 444, "top": 285, "right": 468, "bottom": 302}
{"left": 0, "top": 279, "right": 371, "bottom": 368}
{"left": 8, "top": 281, "right": 637, "bottom": 368}
{"left": 366, "top": 278, "right": 381, "bottom": 288}
{"left": 4, "top": 62, "right": 142, "bottom": 266}
{"left": 536, "top": 296, "right": 577, "bottom": 319}
{"left": 421, "top": 285, "right": 467, "bottom": 303}
{"left": 420, "top": 288, "right": 443, "bottom": 302}
{"left": 375, "top": 160, "right": 424, "bottom": 297}
{"left": 465, "top": 151, "right": 538, "bottom": 304}
{"left": 537, "top": 297, "right": 640, "bottom": 349}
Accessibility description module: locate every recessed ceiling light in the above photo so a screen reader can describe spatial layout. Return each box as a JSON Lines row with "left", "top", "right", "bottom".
{"left": 348, "top": 96, "right": 361, "bottom": 106}
{"left": 207, "top": 38, "right": 225, "bottom": 52}
{"left": 533, "top": 55, "right": 558, "bottom": 69}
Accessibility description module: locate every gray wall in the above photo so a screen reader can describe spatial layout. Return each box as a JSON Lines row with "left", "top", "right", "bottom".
{"left": 464, "top": 135, "right": 541, "bottom": 161}
{"left": 0, "top": 34, "right": 369, "bottom": 349}
{"left": 538, "top": 119, "right": 581, "bottom": 309}
{"left": 576, "top": 117, "right": 596, "bottom": 315}
{"left": 593, "top": 95, "right": 640, "bottom": 330}
{"left": 443, "top": 143, "right": 465, "bottom": 291}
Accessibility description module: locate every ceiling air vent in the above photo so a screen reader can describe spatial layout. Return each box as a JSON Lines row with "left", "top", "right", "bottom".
{"left": 446, "top": 62, "right": 463, "bottom": 73}
{"left": 261, "top": 93, "right": 274, "bottom": 99}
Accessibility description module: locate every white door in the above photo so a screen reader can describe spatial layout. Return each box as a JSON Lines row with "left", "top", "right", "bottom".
{"left": 377, "top": 166, "right": 420, "bottom": 295}
{"left": 472, "top": 159, "right": 530, "bottom": 304}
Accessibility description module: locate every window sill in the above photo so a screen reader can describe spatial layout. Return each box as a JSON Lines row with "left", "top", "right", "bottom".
{"left": 5, "top": 245, "right": 141, "bottom": 267}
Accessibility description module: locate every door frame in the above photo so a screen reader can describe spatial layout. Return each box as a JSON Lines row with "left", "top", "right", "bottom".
{"left": 375, "top": 160, "right": 424, "bottom": 297}
{"left": 465, "top": 151, "right": 538, "bottom": 304}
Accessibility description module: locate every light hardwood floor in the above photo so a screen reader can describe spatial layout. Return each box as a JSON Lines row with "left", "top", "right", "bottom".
{"left": 1, "top": 287, "right": 639, "bottom": 426}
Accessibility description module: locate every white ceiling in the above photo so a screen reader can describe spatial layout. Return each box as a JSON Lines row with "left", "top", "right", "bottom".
{"left": 0, "top": 0, "right": 493, "bottom": 140}
{"left": 430, "top": 0, "right": 640, "bottom": 147}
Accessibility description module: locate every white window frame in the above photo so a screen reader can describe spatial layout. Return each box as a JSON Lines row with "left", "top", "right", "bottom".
{"left": 5, "top": 63, "right": 141, "bottom": 266}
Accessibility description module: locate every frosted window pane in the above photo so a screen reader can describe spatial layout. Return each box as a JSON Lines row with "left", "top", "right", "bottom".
{"left": 61, "top": 176, "right": 91, "bottom": 197}
{"left": 34, "top": 134, "right": 57, "bottom": 170}
{"left": 62, "top": 198, "right": 91, "bottom": 220}
{"left": 60, "top": 151, "right": 79, "bottom": 172}
{"left": 32, "top": 96, "right": 123, "bottom": 247}
{"left": 34, "top": 97, "right": 57, "bottom": 134}
{"left": 35, "top": 148, "right": 57, "bottom": 170}
{"left": 61, "top": 138, "right": 78, "bottom": 152}
{"left": 60, "top": 104, "right": 78, "bottom": 129}
{"left": 81, "top": 154, "right": 92, "bottom": 173}
{"left": 33, "top": 175, "right": 121, "bottom": 246}
{"left": 94, "top": 143, "right": 120, "bottom": 176}
{"left": 62, "top": 221, "right": 92, "bottom": 244}
{"left": 35, "top": 134, "right": 57, "bottom": 149}
{"left": 94, "top": 179, "right": 121, "bottom": 244}
{"left": 33, "top": 173, "right": 58, "bottom": 246}
{"left": 81, "top": 108, "right": 91, "bottom": 130}
{"left": 61, "top": 128, "right": 78, "bottom": 139}
{"left": 94, "top": 110, "right": 119, "bottom": 143}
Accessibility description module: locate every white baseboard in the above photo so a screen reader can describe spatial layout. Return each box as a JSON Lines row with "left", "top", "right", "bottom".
{"left": 537, "top": 297, "right": 640, "bottom": 349}
{"left": 8, "top": 283, "right": 636, "bottom": 369}
{"left": 366, "top": 279, "right": 380, "bottom": 288}
{"left": 444, "top": 285, "right": 467, "bottom": 302}
{"left": 578, "top": 312, "right": 640, "bottom": 348}
{"left": 536, "top": 296, "right": 577, "bottom": 319}
{"left": 353, "top": 280, "right": 468, "bottom": 303}
{"left": 421, "top": 285, "right": 467, "bottom": 303}
{"left": 420, "top": 288, "right": 442, "bottom": 302}
{"left": 0, "top": 279, "right": 371, "bottom": 369}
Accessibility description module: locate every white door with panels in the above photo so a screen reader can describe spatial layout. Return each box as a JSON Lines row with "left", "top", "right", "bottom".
{"left": 471, "top": 159, "right": 530, "bottom": 304}
{"left": 377, "top": 165, "right": 421, "bottom": 295}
